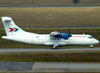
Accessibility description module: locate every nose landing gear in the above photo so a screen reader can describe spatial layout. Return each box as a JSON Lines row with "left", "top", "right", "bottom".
{"left": 90, "top": 45, "right": 94, "bottom": 48}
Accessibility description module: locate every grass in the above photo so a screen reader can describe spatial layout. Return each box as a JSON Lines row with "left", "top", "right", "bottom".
{"left": 0, "top": 52, "right": 100, "bottom": 62}
{"left": 0, "top": 28, "right": 100, "bottom": 48}
{"left": 0, "top": 7, "right": 100, "bottom": 26}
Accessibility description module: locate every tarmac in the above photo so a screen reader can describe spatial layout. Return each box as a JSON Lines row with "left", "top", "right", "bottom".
{"left": 1, "top": 25, "right": 100, "bottom": 28}
{"left": 0, "top": 62, "right": 100, "bottom": 72}
{"left": 0, "top": 48, "right": 100, "bottom": 53}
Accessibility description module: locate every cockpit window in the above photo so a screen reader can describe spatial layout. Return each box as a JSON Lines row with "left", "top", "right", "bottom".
{"left": 88, "top": 36, "right": 93, "bottom": 39}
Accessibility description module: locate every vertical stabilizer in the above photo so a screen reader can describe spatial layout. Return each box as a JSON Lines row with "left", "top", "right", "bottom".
{"left": 1, "top": 16, "right": 25, "bottom": 36}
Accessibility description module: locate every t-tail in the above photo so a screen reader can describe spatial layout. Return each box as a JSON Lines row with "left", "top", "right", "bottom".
{"left": 1, "top": 16, "right": 25, "bottom": 36}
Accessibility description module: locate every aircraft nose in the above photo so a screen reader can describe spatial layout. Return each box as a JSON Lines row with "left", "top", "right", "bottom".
{"left": 94, "top": 39, "right": 99, "bottom": 44}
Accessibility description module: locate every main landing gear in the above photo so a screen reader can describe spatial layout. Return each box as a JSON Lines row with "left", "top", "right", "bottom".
{"left": 53, "top": 44, "right": 58, "bottom": 49}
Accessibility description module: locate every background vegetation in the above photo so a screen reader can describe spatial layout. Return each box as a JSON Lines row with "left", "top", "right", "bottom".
{"left": 0, "top": 7, "right": 100, "bottom": 26}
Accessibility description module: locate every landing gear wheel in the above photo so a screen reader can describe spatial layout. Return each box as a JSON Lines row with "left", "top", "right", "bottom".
{"left": 90, "top": 45, "right": 94, "bottom": 48}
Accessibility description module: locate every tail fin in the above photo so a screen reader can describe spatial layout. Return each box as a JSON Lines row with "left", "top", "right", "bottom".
{"left": 1, "top": 16, "right": 25, "bottom": 36}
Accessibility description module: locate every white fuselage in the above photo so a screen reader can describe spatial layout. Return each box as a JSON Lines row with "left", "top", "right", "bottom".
{"left": 2, "top": 32, "right": 99, "bottom": 46}
{"left": 1, "top": 16, "right": 99, "bottom": 48}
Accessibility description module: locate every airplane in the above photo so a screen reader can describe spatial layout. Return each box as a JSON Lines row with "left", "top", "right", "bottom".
{"left": 1, "top": 16, "right": 99, "bottom": 48}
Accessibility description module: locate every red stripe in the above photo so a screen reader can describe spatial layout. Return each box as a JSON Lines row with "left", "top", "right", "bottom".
{"left": 9, "top": 28, "right": 14, "bottom": 32}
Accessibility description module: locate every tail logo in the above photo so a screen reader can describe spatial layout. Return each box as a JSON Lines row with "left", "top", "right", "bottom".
{"left": 9, "top": 28, "right": 19, "bottom": 32}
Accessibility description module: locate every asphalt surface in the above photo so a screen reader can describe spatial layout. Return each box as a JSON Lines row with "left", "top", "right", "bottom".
{"left": 0, "top": 48, "right": 100, "bottom": 53}
{"left": 0, "top": 61, "right": 33, "bottom": 71}
{"left": 0, "top": 62, "right": 100, "bottom": 72}
{"left": 14, "top": 26, "right": 100, "bottom": 28}
{"left": 32, "top": 62, "right": 100, "bottom": 72}
{"left": 0, "top": 26, "right": 100, "bottom": 28}
{"left": 0, "top": 4, "right": 100, "bottom": 8}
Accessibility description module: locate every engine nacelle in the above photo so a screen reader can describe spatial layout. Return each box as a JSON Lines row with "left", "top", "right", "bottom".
{"left": 50, "top": 31, "right": 71, "bottom": 40}
{"left": 54, "top": 33, "right": 71, "bottom": 39}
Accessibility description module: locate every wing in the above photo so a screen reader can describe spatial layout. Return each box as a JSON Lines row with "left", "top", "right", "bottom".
{"left": 50, "top": 31, "right": 71, "bottom": 40}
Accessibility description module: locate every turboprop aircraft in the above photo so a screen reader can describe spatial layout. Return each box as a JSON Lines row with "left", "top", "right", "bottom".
{"left": 1, "top": 16, "right": 99, "bottom": 48}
